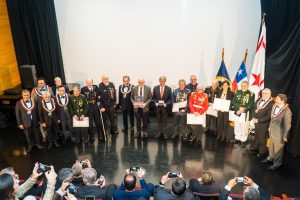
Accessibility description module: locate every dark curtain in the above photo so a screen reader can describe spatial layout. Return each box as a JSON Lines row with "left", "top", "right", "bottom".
{"left": 261, "top": 0, "right": 300, "bottom": 156}
{"left": 6, "top": 0, "right": 65, "bottom": 86}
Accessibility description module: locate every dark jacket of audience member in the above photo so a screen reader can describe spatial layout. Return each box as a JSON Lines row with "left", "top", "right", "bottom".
{"left": 189, "top": 179, "right": 221, "bottom": 194}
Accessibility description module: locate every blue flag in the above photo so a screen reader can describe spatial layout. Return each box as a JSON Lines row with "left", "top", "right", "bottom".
{"left": 216, "top": 60, "right": 231, "bottom": 87}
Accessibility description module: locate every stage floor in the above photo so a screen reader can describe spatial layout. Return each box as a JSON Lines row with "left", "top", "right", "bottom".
{"left": 0, "top": 114, "right": 299, "bottom": 197}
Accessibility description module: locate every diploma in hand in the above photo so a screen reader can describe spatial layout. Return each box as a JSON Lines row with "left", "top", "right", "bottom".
{"left": 213, "top": 98, "right": 231, "bottom": 112}
{"left": 172, "top": 101, "right": 187, "bottom": 112}
{"left": 73, "top": 117, "right": 89, "bottom": 127}
{"left": 187, "top": 113, "right": 206, "bottom": 127}
{"left": 133, "top": 96, "right": 144, "bottom": 108}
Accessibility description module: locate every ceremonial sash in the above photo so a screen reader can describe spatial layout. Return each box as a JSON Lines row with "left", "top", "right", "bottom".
{"left": 20, "top": 98, "right": 35, "bottom": 114}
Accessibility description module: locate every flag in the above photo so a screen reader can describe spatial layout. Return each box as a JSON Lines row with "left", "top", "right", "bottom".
{"left": 216, "top": 59, "right": 231, "bottom": 87}
{"left": 249, "top": 21, "right": 266, "bottom": 99}
{"left": 232, "top": 61, "right": 248, "bottom": 93}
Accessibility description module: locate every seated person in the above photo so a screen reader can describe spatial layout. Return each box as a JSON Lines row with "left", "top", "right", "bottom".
{"left": 0, "top": 163, "right": 57, "bottom": 200}
{"left": 113, "top": 168, "right": 152, "bottom": 200}
{"left": 154, "top": 172, "right": 194, "bottom": 200}
{"left": 219, "top": 176, "right": 270, "bottom": 200}
{"left": 71, "top": 161, "right": 84, "bottom": 187}
{"left": 189, "top": 171, "right": 221, "bottom": 194}
{"left": 53, "top": 168, "right": 73, "bottom": 198}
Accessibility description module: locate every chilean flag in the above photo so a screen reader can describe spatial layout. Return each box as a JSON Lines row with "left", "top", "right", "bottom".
{"left": 249, "top": 21, "right": 266, "bottom": 99}
{"left": 232, "top": 61, "right": 248, "bottom": 93}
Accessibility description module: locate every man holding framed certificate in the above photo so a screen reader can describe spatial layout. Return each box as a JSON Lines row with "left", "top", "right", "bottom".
{"left": 188, "top": 85, "right": 208, "bottom": 143}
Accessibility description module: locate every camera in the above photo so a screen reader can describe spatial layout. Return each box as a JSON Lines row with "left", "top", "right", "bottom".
{"left": 168, "top": 172, "right": 180, "bottom": 178}
{"left": 37, "top": 163, "right": 51, "bottom": 173}
{"left": 80, "top": 160, "right": 88, "bottom": 169}
{"left": 97, "top": 175, "right": 105, "bottom": 186}
{"left": 236, "top": 177, "right": 245, "bottom": 183}
{"left": 130, "top": 166, "right": 140, "bottom": 172}
{"left": 66, "top": 184, "right": 78, "bottom": 195}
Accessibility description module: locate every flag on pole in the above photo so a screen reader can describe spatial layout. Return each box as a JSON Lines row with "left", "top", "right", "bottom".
{"left": 249, "top": 20, "right": 266, "bottom": 99}
{"left": 216, "top": 48, "right": 231, "bottom": 87}
{"left": 232, "top": 61, "right": 248, "bottom": 93}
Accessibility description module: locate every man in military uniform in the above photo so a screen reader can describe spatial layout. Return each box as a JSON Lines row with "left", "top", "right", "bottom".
{"left": 204, "top": 80, "right": 220, "bottom": 134}
{"left": 31, "top": 77, "right": 54, "bottom": 102}
{"left": 69, "top": 86, "right": 89, "bottom": 143}
{"left": 98, "top": 75, "right": 119, "bottom": 134}
{"left": 118, "top": 75, "right": 134, "bottom": 133}
{"left": 249, "top": 88, "right": 274, "bottom": 158}
{"left": 81, "top": 79, "right": 105, "bottom": 141}
{"left": 172, "top": 79, "right": 190, "bottom": 141}
{"left": 55, "top": 85, "right": 72, "bottom": 143}
{"left": 186, "top": 75, "right": 198, "bottom": 92}
{"left": 231, "top": 81, "right": 255, "bottom": 147}
{"left": 189, "top": 85, "right": 209, "bottom": 143}
{"left": 262, "top": 94, "right": 292, "bottom": 170}
{"left": 15, "top": 90, "right": 43, "bottom": 153}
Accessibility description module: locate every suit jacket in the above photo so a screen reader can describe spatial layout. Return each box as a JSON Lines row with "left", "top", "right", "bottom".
{"left": 216, "top": 89, "right": 233, "bottom": 101}
{"left": 252, "top": 98, "right": 274, "bottom": 124}
{"left": 38, "top": 99, "right": 59, "bottom": 126}
{"left": 188, "top": 179, "right": 221, "bottom": 194}
{"left": 31, "top": 85, "right": 54, "bottom": 102}
{"left": 154, "top": 186, "right": 194, "bottom": 200}
{"left": 131, "top": 85, "right": 152, "bottom": 112}
{"left": 55, "top": 94, "right": 71, "bottom": 121}
{"left": 51, "top": 85, "right": 70, "bottom": 96}
{"left": 269, "top": 105, "right": 292, "bottom": 139}
{"left": 15, "top": 99, "right": 39, "bottom": 128}
{"left": 118, "top": 84, "right": 134, "bottom": 109}
{"left": 152, "top": 85, "right": 172, "bottom": 108}
{"left": 218, "top": 185, "right": 269, "bottom": 200}
{"left": 76, "top": 185, "right": 107, "bottom": 199}
{"left": 97, "top": 82, "right": 117, "bottom": 111}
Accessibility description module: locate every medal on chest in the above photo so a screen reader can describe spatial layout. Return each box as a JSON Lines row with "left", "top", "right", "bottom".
{"left": 42, "top": 99, "right": 56, "bottom": 116}
{"left": 121, "top": 84, "right": 132, "bottom": 98}
{"left": 56, "top": 95, "right": 69, "bottom": 110}
{"left": 20, "top": 99, "right": 35, "bottom": 114}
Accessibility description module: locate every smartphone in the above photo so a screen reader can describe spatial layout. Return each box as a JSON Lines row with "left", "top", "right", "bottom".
{"left": 236, "top": 177, "right": 244, "bottom": 183}
{"left": 37, "top": 163, "right": 51, "bottom": 173}
{"left": 130, "top": 166, "right": 140, "bottom": 172}
{"left": 66, "top": 184, "right": 78, "bottom": 194}
{"left": 168, "top": 172, "right": 180, "bottom": 178}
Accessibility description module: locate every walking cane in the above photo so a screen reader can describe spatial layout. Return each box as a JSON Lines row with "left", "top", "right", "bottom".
{"left": 97, "top": 102, "right": 107, "bottom": 142}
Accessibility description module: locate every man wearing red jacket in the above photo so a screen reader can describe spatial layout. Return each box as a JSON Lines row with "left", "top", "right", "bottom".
{"left": 189, "top": 85, "right": 208, "bottom": 143}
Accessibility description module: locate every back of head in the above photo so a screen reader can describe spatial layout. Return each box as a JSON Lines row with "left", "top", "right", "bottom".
{"left": 0, "top": 173, "right": 14, "bottom": 200}
{"left": 82, "top": 168, "right": 97, "bottom": 185}
{"left": 0, "top": 167, "right": 15, "bottom": 176}
{"left": 171, "top": 177, "right": 186, "bottom": 196}
{"left": 201, "top": 171, "right": 213, "bottom": 185}
{"left": 244, "top": 187, "right": 260, "bottom": 200}
{"left": 58, "top": 168, "right": 73, "bottom": 183}
{"left": 124, "top": 174, "right": 136, "bottom": 191}
{"left": 72, "top": 162, "right": 83, "bottom": 177}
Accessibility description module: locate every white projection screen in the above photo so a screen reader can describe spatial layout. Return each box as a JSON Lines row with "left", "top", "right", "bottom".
{"left": 54, "top": 0, "right": 261, "bottom": 90}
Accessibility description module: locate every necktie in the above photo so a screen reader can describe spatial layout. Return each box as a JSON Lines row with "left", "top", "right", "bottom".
{"left": 139, "top": 87, "right": 142, "bottom": 96}
{"left": 160, "top": 86, "right": 164, "bottom": 98}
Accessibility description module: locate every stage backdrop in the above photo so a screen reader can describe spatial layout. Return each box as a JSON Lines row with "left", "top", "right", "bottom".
{"left": 54, "top": 0, "right": 261, "bottom": 88}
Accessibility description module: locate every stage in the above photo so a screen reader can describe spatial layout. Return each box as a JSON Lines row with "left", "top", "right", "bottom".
{"left": 0, "top": 114, "right": 299, "bottom": 197}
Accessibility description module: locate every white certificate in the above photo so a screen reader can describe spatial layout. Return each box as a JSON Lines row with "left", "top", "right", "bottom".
{"left": 187, "top": 113, "right": 206, "bottom": 127}
{"left": 206, "top": 105, "right": 218, "bottom": 117}
{"left": 172, "top": 101, "right": 187, "bottom": 112}
{"left": 73, "top": 117, "right": 89, "bottom": 127}
{"left": 229, "top": 111, "right": 246, "bottom": 123}
{"left": 213, "top": 98, "right": 231, "bottom": 112}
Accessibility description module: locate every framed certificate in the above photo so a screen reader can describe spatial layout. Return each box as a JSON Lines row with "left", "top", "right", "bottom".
{"left": 229, "top": 111, "right": 246, "bottom": 123}
{"left": 172, "top": 101, "right": 187, "bottom": 112}
{"left": 213, "top": 98, "right": 231, "bottom": 112}
{"left": 73, "top": 117, "right": 89, "bottom": 127}
{"left": 187, "top": 113, "right": 206, "bottom": 127}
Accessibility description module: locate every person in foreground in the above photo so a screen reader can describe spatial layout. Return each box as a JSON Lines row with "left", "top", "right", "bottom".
{"left": 219, "top": 176, "right": 270, "bottom": 200}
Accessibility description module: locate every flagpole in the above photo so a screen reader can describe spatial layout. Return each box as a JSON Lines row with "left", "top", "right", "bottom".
{"left": 244, "top": 49, "right": 248, "bottom": 64}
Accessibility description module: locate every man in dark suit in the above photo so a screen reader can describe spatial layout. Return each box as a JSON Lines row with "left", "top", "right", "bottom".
{"left": 15, "top": 90, "right": 43, "bottom": 153}
{"left": 219, "top": 176, "right": 269, "bottom": 200}
{"left": 249, "top": 88, "right": 274, "bottom": 158}
{"left": 38, "top": 92, "right": 60, "bottom": 149}
{"left": 154, "top": 172, "right": 194, "bottom": 200}
{"left": 118, "top": 75, "right": 135, "bottom": 133}
{"left": 188, "top": 171, "right": 221, "bottom": 194}
{"left": 51, "top": 77, "right": 70, "bottom": 96}
{"left": 98, "top": 75, "right": 119, "bottom": 134}
{"left": 153, "top": 76, "right": 172, "bottom": 139}
{"left": 31, "top": 77, "right": 54, "bottom": 102}
{"left": 131, "top": 77, "right": 152, "bottom": 139}
{"left": 55, "top": 85, "right": 72, "bottom": 143}
{"left": 82, "top": 79, "right": 105, "bottom": 141}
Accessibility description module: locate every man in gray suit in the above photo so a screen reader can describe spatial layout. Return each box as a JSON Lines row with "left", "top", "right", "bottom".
{"left": 131, "top": 77, "right": 152, "bottom": 138}
{"left": 262, "top": 94, "right": 292, "bottom": 170}
{"left": 15, "top": 90, "right": 43, "bottom": 153}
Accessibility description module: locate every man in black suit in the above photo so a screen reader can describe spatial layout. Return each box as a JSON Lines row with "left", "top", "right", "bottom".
{"left": 153, "top": 76, "right": 172, "bottom": 139}
{"left": 188, "top": 171, "right": 221, "bottom": 194}
{"left": 154, "top": 172, "right": 194, "bottom": 200}
{"left": 55, "top": 85, "right": 72, "bottom": 143}
{"left": 15, "top": 90, "right": 43, "bottom": 153}
{"left": 51, "top": 77, "right": 70, "bottom": 96}
{"left": 219, "top": 176, "right": 269, "bottom": 200}
{"left": 118, "top": 75, "right": 135, "bottom": 133}
{"left": 249, "top": 88, "right": 274, "bottom": 158}
{"left": 39, "top": 92, "right": 60, "bottom": 149}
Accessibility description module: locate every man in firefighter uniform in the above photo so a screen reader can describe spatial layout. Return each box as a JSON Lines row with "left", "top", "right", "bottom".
{"left": 189, "top": 85, "right": 208, "bottom": 143}
{"left": 231, "top": 80, "right": 255, "bottom": 147}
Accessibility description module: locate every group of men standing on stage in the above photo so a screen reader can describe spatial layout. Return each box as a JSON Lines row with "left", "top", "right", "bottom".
{"left": 15, "top": 74, "right": 292, "bottom": 170}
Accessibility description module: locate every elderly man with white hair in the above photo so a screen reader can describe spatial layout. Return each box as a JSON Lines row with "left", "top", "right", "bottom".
{"left": 51, "top": 76, "right": 70, "bottom": 96}
{"left": 249, "top": 88, "right": 274, "bottom": 158}
{"left": 131, "top": 77, "right": 152, "bottom": 138}
{"left": 204, "top": 80, "right": 220, "bottom": 134}
{"left": 97, "top": 75, "right": 119, "bottom": 134}
{"left": 38, "top": 92, "right": 60, "bottom": 149}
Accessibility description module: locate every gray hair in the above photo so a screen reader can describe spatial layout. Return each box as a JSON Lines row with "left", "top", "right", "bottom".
{"left": 73, "top": 86, "right": 81, "bottom": 91}
{"left": 262, "top": 88, "right": 271, "bottom": 94}
{"left": 159, "top": 76, "right": 167, "bottom": 81}
{"left": 241, "top": 80, "right": 249, "bottom": 85}
{"left": 42, "top": 92, "right": 51, "bottom": 97}
{"left": 54, "top": 77, "right": 61, "bottom": 81}
{"left": 178, "top": 79, "right": 186, "bottom": 85}
{"left": 244, "top": 186, "right": 260, "bottom": 200}
{"left": 58, "top": 168, "right": 73, "bottom": 182}
{"left": 72, "top": 162, "right": 83, "bottom": 177}
{"left": 82, "top": 168, "right": 97, "bottom": 185}
{"left": 0, "top": 167, "right": 15, "bottom": 176}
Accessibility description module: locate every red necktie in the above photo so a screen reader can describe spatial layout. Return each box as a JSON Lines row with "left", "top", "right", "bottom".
{"left": 160, "top": 86, "right": 164, "bottom": 99}
{"left": 139, "top": 87, "right": 142, "bottom": 96}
